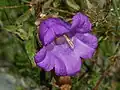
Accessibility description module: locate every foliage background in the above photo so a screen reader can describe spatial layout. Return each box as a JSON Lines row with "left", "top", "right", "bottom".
{"left": 0, "top": 0, "right": 120, "bottom": 90}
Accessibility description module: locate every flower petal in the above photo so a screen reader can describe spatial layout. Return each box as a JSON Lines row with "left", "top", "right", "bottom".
{"left": 54, "top": 56, "right": 67, "bottom": 76}
{"left": 71, "top": 12, "right": 92, "bottom": 33}
{"left": 34, "top": 43, "right": 81, "bottom": 76}
{"left": 75, "top": 33, "right": 98, "bottom": 49}
{"left": 34, "top": 47, "right": 47, "bottom": 63}
{"left": 72, "top": 33, "right": 97, "bottom": 59}
{"left": 39, "top": 18, "right": 70, "bottom": 45}
{"left": 34, "top": 46, "right": 55, "bottom": 71}
{"left": 37, "top": 52, "right": 55, "bottom": 71}
{"left": 52, "top": 44, "right": 82, "bottom": 75}
{"left": 43, "top": 28, "right": 56, "bottom": 45}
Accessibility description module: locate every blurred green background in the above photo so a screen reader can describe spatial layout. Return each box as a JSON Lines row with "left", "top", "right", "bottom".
{"left": 0, "top": 0, "right": 120, "bottom": 90}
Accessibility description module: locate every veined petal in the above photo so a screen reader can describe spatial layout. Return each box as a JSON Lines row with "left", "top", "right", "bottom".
{"left": 37, "top": 52, "right": 55, "bottom": 71}
{"left": 34, "top": 45, "right": 55, "bottom": 71}
{"left": 72, "top": 33, "right": 98, "bottom": 59}
{"left": 39, "top": 18, "right": 70, "bottom": 45}
{"left": 52, "top": 43, "right": 82, "bottom": 76}
{"left": 71, "top": 12, "right": 92, "bottom": 33}
{"left": 54, "top": 56, "right": 67, "bottom": 76}
{"left": 34, "top": 47, "right": 47, "bottom": 63}
{"left": 75, "top": 33, "right": 98, "bottom": 49}
{"left": 43, "top": 28, "right": 55, "bottom": 45}
{"left": 34, "top": 43, "right": 81, "bottom": 76}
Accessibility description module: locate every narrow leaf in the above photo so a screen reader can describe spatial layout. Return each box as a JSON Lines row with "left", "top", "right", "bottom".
{"left": 66, "top": 0, "right": 80, "bottom": 11}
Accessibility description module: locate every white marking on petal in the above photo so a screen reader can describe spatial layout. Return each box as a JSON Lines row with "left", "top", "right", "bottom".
{"left": 63, "top": 35, "right": 74, "bottom": 49}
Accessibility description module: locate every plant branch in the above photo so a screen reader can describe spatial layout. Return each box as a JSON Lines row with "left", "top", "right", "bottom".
{"left": 92, "top": 55, "right": 118, "bottom": 90}
{"left": 92, "top": 70, "right": 109, "bottom": 90}
{"left": 49, "top": 7, "right": 75, "bottom": 15}
{"left": 0, "top": 4, "right": 30, "bottom": 9}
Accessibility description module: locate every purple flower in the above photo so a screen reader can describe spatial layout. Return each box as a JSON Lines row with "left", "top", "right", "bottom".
{"left": 34, "top": 13, "right": 98, "bottom": 76}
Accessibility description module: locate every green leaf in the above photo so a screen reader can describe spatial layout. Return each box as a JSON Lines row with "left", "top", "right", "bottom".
{"left": 0, "top": 0, "right": 9, "bottom": 6}
{"left": 15, "top": 9, "right": 31, "bottom": 25}
{"left": 53, "top": 0, "right": 61, "bottom": 8}
{"left": 0, "top": 20, "right": 3, "bottom": 27}
{"left": 31, "top": 7, "right": 35, "bottom": 16}
{"left": 25, "top": 26, "right": 36, "bottom": 67}
{"left": 3, "top": 25, "right": 28, "bottom": 40}
{"left": 42, "top": 0, "right": 53, "bottom": 12}
{"left": 15, "top": 28, "right": 28, "bottom": 40}
{"left": 99, "top": 40, "right": 115, "bottom": 57}
{"left": 66, "top": 0, "right": 80, "bottom": 11}
{"left": 3, "top": 25, "right": 17, "bottom": 32}
{"left": 25, "top": 38, "right": 36, "bottom": 67}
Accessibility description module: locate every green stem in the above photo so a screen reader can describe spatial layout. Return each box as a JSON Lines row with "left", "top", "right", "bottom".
{"left": 0, "top": 4, "right": 30, "bottom": 9}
